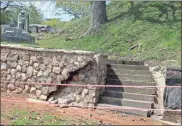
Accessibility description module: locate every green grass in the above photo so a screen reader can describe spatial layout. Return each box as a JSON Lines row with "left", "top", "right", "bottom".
{"left": 2, "top": 2, "right": 181, "bottom": 65}
{"left": 2, "top": 109, "right": 69, "bottom": 125}
{"left": 2, "top": 108, "right": 97, "bottom": 125}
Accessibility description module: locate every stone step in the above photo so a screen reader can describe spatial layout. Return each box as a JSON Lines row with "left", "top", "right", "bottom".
{"left": 100, "top": 97, "right": 154, "bottom": 109}
{"left": 108, "top": 60, "right": 145, "bottom": 66}
{"left": 107, "top": 74, "right": 153, "bottom": 82}
{"left": 105, "top": 86, "right": 155, "bottom": 95}
{"left": 106, "top": 77, "right": 154, "bottom": 83}
{"left": 106, "top": 79, "right": 155, "bottom": 86}
{"left": 97, "top": 103, "right": 151, "bottom": 117}
{"left": 103, "top": 90, "right": 155, "bottom": 102}
{"left": 107, "top": 68, "right": 152, "bottom": 76}
{"left": 109, "top": 64, "right": 149, "bottom": 70}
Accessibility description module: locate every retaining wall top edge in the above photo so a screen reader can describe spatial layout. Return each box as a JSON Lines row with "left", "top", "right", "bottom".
{"left": 0, "top": 44, "right": 99, "bottom": 56}
{"left": 167, "top": 66, "right": 181, "bottom": 71}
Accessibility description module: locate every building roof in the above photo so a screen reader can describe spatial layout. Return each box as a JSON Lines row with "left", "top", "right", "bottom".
{"left": 29, "top": 24, "right": 49, "bottom": 28}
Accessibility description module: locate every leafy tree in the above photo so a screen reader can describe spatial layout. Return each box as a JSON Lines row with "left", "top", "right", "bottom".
{"left": 0, "top": 1, "right": 26, "bottom": 24}
{"left": 42, "top": 18, "right": 64, "bottom": 28}
{"left": 28, "top": 4, "right": 43, "bottom": 24}
{"left": 56, "top": 1, "right": 90, "bottom": 19}
{"left": 1, "top": 2, "right": 43, "bottom": 25}
{"left": 1, "top": 10, "right": 11, "bottom": 24}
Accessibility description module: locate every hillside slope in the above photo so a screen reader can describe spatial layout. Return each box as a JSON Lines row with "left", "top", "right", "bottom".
{"left": 5, "top": 2, "right": 182, "bottom": 64}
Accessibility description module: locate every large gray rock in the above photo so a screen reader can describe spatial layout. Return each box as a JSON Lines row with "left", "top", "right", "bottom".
{"left": 1, "top": 53, "right": 8, "bottom": 62}
{"left": 41, "top": 87, "right": 49, "bottom": 95}
{"left": 21, "top": 73, "right": 28, "bottom": 81}
{"left": 163, "top": 67, "right": 181, "bottom": 109}
{"left": 50, "top": 99, "right": 58, "bottom": 104}
{"left": 7, "top": 54, "right": 18, "bottom": 62}
{"left": 39, "top": 95, "right": 47, "bottom": 101}
{"left": 43, "top": 70, "right": 50, "bottom": 77}
{"left": 58, "top": 98, "right": 72, "bottom": 104}
{"left": 39, "top": 64, "right": 46, "bottom": 71}
{"left": 33, "top": 63, "right": 39, "bottom": 70}
{"left": 61, "top": 68, "right": 69, "bottom": 80}
{"left": 46, "top": 77, "right": 52, "bottom": 83}
{"left": 53, "top": 67, "right": 61, "bottom": 74}
{"left": 48, "top": 86, "right": 58, "bottom": 93}
{"left": 24, "top": 85, "right": 30, "bottom": 93}
{"left": 15, "top": 72, "right": 21, "bottom": 79}
{"left": 16, "top": 65, "right": 22, "bottom": 72}
{"left": 30, "top": 56, "right": 37, "bottom": 65}
{"left": 1, "top": 63, "right": 7, "bottom": 70}
{"left": 11, "top": 62, "right": 17, "bottom": 68}
{"left": 6, "top": 74, "right": 12, "bottom": 81}
{"left": 48, "top": 97, "right": 54, "bottom": 102}
{"left": 33, "top": 69, "right": 38, "bottom": 76}
{"left": 13, "top": 87, "right": 22, "bottom": 94}
{"left": 50, "top": 73, "right": 57, "bottom": 81}
{"left": 7, "top": 83, "right": 16, "bottom": 91}
{"left": 10, "top": 69, "right": 16, "bottom": 76}
{"left": 37, "top": 71, "right": 43, "bottom": 77}
{"left": 36, "top": 90, "right": 42, "bottom": 98}
{"left": 163, "top": 85, "right": 181, "bottom": 109}
{"left": 27, "top": 66, "right": 33, "bottom": 77}
{"left": 30, "top": 87, "right": 36, "bottom": 94}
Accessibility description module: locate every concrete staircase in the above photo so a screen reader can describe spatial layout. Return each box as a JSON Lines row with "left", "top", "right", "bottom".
{"left": 98, "top": 60, "right": 156, "bottom": 117}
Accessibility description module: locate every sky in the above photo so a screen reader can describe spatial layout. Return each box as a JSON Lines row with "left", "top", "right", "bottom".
{"left": 35, "top": 1, "right": 73, "bottom": 21}
{"left": 33, "top": 1, "right": 74, "bottom": 21}
{"left": 28, "top": 1, "right": 110, "bottom": 22}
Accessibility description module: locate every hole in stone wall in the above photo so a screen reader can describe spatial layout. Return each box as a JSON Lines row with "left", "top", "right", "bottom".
{"left": 47, "top": 63, "right": 91, "bottom": 102}
{"left": 66, "top": 70, "right": 79, "bottom": 83}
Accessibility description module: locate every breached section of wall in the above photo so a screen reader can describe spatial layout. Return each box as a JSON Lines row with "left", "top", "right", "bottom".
{"left": 1, "top": 44, "right": 107, "bottom": 106}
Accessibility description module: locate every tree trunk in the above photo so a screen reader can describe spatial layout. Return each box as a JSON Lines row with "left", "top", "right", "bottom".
{"left": 90, "top": 1, "right": 107, "bottom": 29}
{"left": 81, "top": 1, "right": 107, "bottom": 37}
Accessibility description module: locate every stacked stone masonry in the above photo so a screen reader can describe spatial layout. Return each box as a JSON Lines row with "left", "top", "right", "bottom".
{"left": 1, "top": 45, "right": 107, "bottom": 107}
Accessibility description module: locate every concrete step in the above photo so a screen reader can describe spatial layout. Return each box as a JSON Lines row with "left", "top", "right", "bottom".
{"left": 107, "top": 74, "right": 153, "bottom": 82}
{"left": 106, "top": 79, "right": 155, "bottom": 86}
{"left": 106, "top": 77, "right": 154, "bottom": 83}
{"left": 103, "top": 90, "right": 155, "bottom": 102}
{"left": 107, "top": 68, "right": 152, "bottom": 76}
{"left": 109, "top": 64, "right": 149, "bottom": 70}
{"left": 101, "top": 97, "right": 154, "bottom": 109}
{"left": 105, "top": 86, "right": 155, "bottom": 95}
{"left": 97, "top": 103, "right": 151, "bottom": 117}
{"left": 108, "top": 60, "right": 145, "bottom": 66}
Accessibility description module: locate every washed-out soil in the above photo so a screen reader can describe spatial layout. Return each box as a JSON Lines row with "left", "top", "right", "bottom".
{"left": 1, "top": 92, "right": 169, "bottom": 125}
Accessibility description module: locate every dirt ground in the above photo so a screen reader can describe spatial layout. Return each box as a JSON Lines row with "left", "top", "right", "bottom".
{"left": 1, "top": 92, "right": 170, "bottom": 125}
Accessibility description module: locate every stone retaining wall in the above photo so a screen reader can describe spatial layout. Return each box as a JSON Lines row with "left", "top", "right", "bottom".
{"left": 1, "top": 44, "right": 107, "bottom": 107}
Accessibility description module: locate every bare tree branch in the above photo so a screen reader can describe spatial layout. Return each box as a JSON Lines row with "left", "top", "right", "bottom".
{"left": 62, "top": 7, "right": 80, "bottom": 19}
